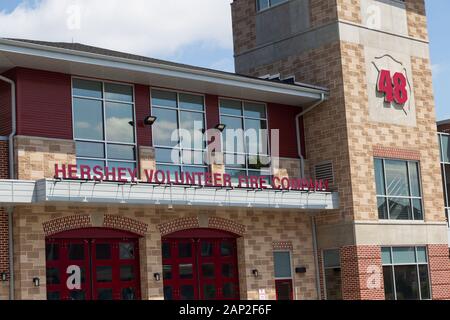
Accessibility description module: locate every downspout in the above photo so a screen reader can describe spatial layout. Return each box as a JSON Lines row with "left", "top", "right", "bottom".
{"left": 311, "top": 215, "right": 321, "bottom": 300}
{"left": 0, "top": 75, "right": 16, "bottom": 300}
{"left": 295, "top": 93, "right": 325, "bottom": 178}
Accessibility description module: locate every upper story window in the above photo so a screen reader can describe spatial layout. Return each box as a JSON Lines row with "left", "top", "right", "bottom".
{"left": 439, "top": 133, "right": 450, "bottom": 226}
{"left": 219, "top": 99, "right": 270, "bottom": 180}
{"left": 257, "top": 0, "right": 288, "bottom": 12}
{"left": 374, "top": 158, "right": 423, "bottom": 221}
{"left": 151, "top": 89, "right": 207, "bottom": 177}
{"left": 72, "top": 78, "right": 136, "bottom": 173}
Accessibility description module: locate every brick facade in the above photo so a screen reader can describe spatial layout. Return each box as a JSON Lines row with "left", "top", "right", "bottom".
{"left": 428, "top": 244, "right": 450, "bottom": 300}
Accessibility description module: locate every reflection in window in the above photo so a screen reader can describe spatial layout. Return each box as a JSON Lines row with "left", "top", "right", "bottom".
{"left": 374, "top": 159, "right": 423, "bottom": 220}
{"left": 439, "top": 133, "right": 450, "bottom": 227}
{"left": 382, "top": 247, "right": 431, "bottom": 300}
{"left": 73, "top": 78, "right": 136, "bottom": 176}
{"left": 152, "top": 89, "right": 207, "bottom": 175}
{"left": 220, "top": 99, "right": 270, "bottom": 179}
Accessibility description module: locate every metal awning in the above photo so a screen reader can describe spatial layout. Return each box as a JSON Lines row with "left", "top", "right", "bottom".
{"left": 0, "top": 179, "right": 339, "bottom": 210}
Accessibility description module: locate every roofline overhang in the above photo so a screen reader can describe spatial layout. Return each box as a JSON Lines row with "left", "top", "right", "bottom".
{"left": 0, "top": 38, "right": 329, "bottom": 105}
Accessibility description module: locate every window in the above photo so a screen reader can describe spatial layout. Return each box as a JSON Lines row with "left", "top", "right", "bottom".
{"left": 382, "top": 247, "right": 431, "bottom": 300}
{"left": 273, "top": 251, "right": 293, "bottom": 300}
{"left": 220, "top": 99, "right": 270, "bottom": 180}
{"left": 439, "top": 134, "right": 450, "bottom": 227}
{"left": 72, "top": 78, "right": 136, "bottom": 174}
{"left": 256, "top": 0, "right": 288, "bottom": 11}
{"left": 322, "top": 249, "right": 342, "bottom": 300}
{"left": 151, "top": 89, "right": 207, "bottom": 178}
{"left": 374, "top": 158, "right": 423, "bottom": 220}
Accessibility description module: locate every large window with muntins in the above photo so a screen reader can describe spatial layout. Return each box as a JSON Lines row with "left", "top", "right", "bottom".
{"left": 439, "top": 133, "right": 450, "bottom": 226}
{"left": 382, "top": 247, "right": 431, "bottom": 300}
{"left": 151, "top": 89, "right": 207, "bottom": 178}
{"left": 72, "top": 78, "right": 136, "bottom": 173}
{"left": 374, "top": 158, "right": 423, "bottom": 220}
{"left": 219, "top": 99, "right": 270, "bottom": 180}
{"left": 322, "top": 249, "right": 342, "bottom": 300}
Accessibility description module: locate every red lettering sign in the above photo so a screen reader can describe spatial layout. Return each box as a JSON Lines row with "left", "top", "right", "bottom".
{"left": 377, "top": 69, "right": 408, "bottom": 105}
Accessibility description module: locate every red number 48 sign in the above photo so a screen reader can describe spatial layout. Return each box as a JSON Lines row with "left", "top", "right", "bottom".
{"left": 377, "top": 70, "right": 408, "bottom": 105}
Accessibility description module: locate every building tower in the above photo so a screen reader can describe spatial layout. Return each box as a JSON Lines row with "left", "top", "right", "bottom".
{"left": 232, "top": 0, "right": 450, "bottom": 299}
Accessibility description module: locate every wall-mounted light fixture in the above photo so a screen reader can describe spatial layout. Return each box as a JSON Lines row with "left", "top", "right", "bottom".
{"left": 33, "top": 277, "right": 40, "bottom": 287}
{"left": 154, "top": 273, "right": 161, "bottom": 282}
{"left": 0, "top": 272, "right": 7, "bottom": 282}
{"left": 252, "top": 269, "right": 259, "bottom": 278}
{"left": 144, "top": 116, "right": 157, "bottom": 126}
{"left": 215, "top": 124, "right": 226, "bottom": 132}
{"left": 295, "top": 267, "right": 307, "bottom": 274}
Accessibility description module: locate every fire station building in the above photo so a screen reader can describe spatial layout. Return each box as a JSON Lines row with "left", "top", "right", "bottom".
{"left": 0, "top": 0, "right": 449, "bottom": 300}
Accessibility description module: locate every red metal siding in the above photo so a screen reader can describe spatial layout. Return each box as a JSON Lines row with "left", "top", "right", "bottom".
{"left": 205, "top": 94, "right": 220, "bottom": 130}
{"left": 0, "top": 80, "right": 12, "bottom": 136}
{"left": 267, "top": 103, "right": 305, "bottom": 158}
{"left": 135, "top": 84, "right": 151, "bottom": 146}
{"left": 15, "top": 68, "right": 72, "bottom": 139}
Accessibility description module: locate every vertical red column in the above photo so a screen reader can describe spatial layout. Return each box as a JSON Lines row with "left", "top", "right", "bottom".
{"left": 0, "top": 139, "right": 9, "bottom": 296}
{"left": 428, "top": 244, "right": 450, "bottom": 300}
{"left": 134, "top": 84, "right": 151, "bottom": 147}
{"left": 340, "top": 245, "right": 385, "bottom": 300}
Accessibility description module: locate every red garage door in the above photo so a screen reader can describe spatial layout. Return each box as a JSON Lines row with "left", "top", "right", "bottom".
{"left": 45, "top": 228, "right": 141, "bottom": 300}
{"left": 162, "top": 229, "right": 240, "bottom": 300}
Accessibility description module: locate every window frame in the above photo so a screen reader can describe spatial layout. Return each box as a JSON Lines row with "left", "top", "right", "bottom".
{"left": 321, "top": 248, "right": 342, "bottom": 300}
{"left": 71, "top": 77, "right": 138, "bottom": 172}
{"left": 381, "top": 246, "right": 432, "bottom": 301}
{"left": 256, "top": 0, "right": 289, "bottom": 12}
{"left": 273, "top": 249, "right": 294, "bottom": 301}
{"left": 219, "top": 97, "right": 271, "bottom": 177}
{"left": 150, "top": 88, "right": 208, "bottom": 174}
{"left": 439, "top": 133, "right": 450, "bottom": 227}
{"left": 374, "top": 158, "right": 424, "bottom": 221}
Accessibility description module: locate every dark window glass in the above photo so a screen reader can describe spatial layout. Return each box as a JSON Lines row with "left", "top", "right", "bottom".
{"left": 179, "top": 264, "right": 193, "bottom": 279}
{"left": 153, "top": 107, "right": 178, "bottom": 147}
{"left": 70, "top": 291, "right": 86, "bottom": 301}
{"left": 162, "top": 243, "right": 171, "bottom": 259}
{"left": 163, "top": 265, "right": 172, "bottom": 280}
{"left": 152, "top": 90, "right": 177, "bottom": 108}
{"left": 179, "top": 93, "right": 204, "bottom": 111}
{"left": 122, "top": 288, "right": 136, "bottom": 300}
{"left": 274, "top": 251, "right": 292, "bottom": 278}
{"left": 76, "top": 141, "right": 105, "bottom": 159}
{"left": 201, "top": 242, "right": 214, "bottom": 257}
{"left": 202, "top": 264, "right": 215, "bottom": 278}
{"left": 68, "top": 244, "right": 85, "bottom": 261}
{"left": 46, "top": 268, "right": 60, "bottom": 285}
{"left": 222, "top": 264, "right": 234, "bottom": 278}
{"left": 323, "top": 249, "right": 340, "bottom": 268}
{"left": 377, "top": 197, "right": 389, "bottom": 219}
{"left": 180, "top": 285, "right": 195, "bottom": 300}
{"left": 388, "top": 197, "right": 411, "bottom": 220}
{"left": 383, "top": 266, "right": 395, "bottom": 300}
{"left": 105, "top": 102, "right": 135, "bottom": 143}
{"left": 120, "top": 265, "right": 135, "bottom": 281}
{"left": 96, "top": 266, "right": 113, "bottom": 283}
{"left": 324, "top": 269, "right": 342, "bottom": 300}
{"left": 394, "top": 265, "right": 420, "bottom": 300}
{"left": 445, "top": 164, "right": 450, "bottom": 207}
{"left": 442, "top": 135, "right": 450, "bottom": 163}
{"left": 47, "top": 292, "right": 61, "bottom": 300}
{"left": 73, "top": 79, "right": 102, "bottom": 99}
{"left": 203, "top": 284, "right": 216, "bottom": 300}
{"left": 374, "top": 159, "right": 385, "bottom": 195}
{"left": 409, "top": 162, "right": 421, "bottom": 197}
{"left": 96, "top": 244, "right": 111, "bottom": 260}
{"left": 221, "top": 242, "right": 233, "bottom": 257}
{"left": 107, "top": 144, "right": 135, "bottom": 161}
{"left": 412, "top": 199, "right": 423, "bottom": 220}
{"left": 223, "top": 283, "right": 236, "bottom": 298}
{"left": 271, "top": 0, "right": 287, "bottom": 6}
{"left": 418, "top": 265, "right": 431, "bottom": 300}
{"left": 385, "top": 160, "right": 409, "bottom": 197}
{"left": 73, "top": 98, "right": 104, "bottom": 140}
{"left": 275, "top": 280, "right": 293, "bottom": 300}
{"left": 105, "top": 83, "right": 133, "bottom": 103}
{"left": 178, "top": 243, "right": 192, "bottom": 258}
{"left": 46, "top": 244, "right": 59, "bottom": 261}
{"left": 257, "top": 0, "right": 270, "bottom": 11}
{"left": 98, "top": 288, "right": 113, "bottom": 300}
{"left": 164, "top": 286, "right": 173, "bottom": 300}
{"left": 119, "top": 243, "right": 135, "bottom": 260}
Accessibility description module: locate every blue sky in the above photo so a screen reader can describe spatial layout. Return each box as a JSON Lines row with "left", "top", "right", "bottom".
{"left": 0, "top": 0, "right": 448, "bottom": 120}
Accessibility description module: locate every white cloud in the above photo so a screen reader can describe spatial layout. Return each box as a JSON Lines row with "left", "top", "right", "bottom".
{"left": 0, "top": 0, "right": 233, "bottom": 57}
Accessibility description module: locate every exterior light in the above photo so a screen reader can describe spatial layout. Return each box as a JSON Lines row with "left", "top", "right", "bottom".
{"left": 295, "top": 267, "right": 307, "bottom": 274}
{"left": 0, "top": 272, "right": 7, "bottom": 282}
{"left": 215, "top": 124, "right": 226, "bottom": 132}
{"left": 144, "top": 116, "right": 157, "bottom": 126}
{"left": 252, "top": 269, "right": 259, "bottom": 278}
{"left": 33, "top": 277, "right": 40, "bottom": 287}
{"left": 154, "top": 273, "right": 161, "bottom": 282}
